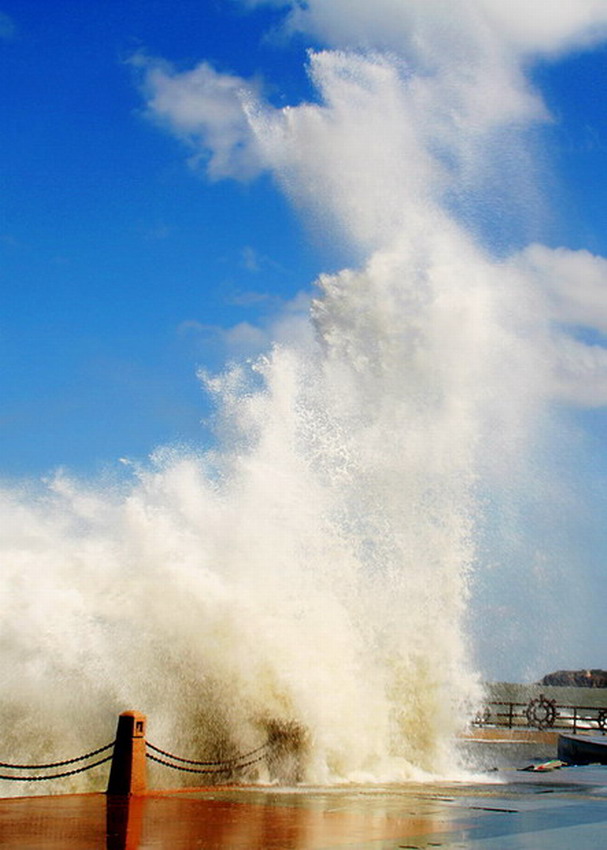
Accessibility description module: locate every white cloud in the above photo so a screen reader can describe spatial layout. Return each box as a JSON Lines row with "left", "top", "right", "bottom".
{"left": 138, "top": 57, "right": 265, "bottom": 180}
{"left": 232, "top": 0, "right": 606, "bottom": 160}
{"left": 503, "top": 243, "right": 607, "bottom": 406}
{"left": 477, "top": 0, "right": 607, "bottom": 55}
{"left": 274, "top": 1, "right": 549, "bottom": 132}
{"left": 248, "top": 0, "right": 607, "bottom": 58}
{"left": 551, "top": 336, "right": 607, "bottom": 406}
{"left": 138, "top": 0, "right": 552, "bottom": 202}
{"left": 514, "top": 244, "right": 607, "bottom": 333}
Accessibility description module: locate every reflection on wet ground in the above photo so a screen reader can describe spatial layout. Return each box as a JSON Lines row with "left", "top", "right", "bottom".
{"left": 1, "top": 768, "right": 607, "bottom": 849}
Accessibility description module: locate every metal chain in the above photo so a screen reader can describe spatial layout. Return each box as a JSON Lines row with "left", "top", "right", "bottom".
{"left": 0, "top": 741, "right": 115, "bottom": 771}
{"left": 146, "top": 740, "right": 269, "bottom": 767}
{"left": 146, "top": 751, "right": 267, "bottom": 774}
{"left": 0, "top": 753, "right": 113, "bottom": 782}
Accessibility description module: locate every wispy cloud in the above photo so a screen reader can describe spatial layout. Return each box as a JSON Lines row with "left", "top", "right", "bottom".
{"left": 223, "top": 288, "right": 273, "bottom": 307}
{"left": 177, "top": 290, "right": 312, "bottom": 360}
{"left": 135, "top": 55, "right": 265, "bottom": 181}
{"left": 178, "top": 317, "right": 271, "bottom": 359}
{"left": 241, "top": 245, "right": 261, "bottom": 273}
{"left": 239, "top": 245, "right": 287, "bottom": 275}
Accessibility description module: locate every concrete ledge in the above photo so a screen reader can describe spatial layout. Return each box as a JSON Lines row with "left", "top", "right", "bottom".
{"left": 461, "top": 728, "right": 560, "bottom": 745}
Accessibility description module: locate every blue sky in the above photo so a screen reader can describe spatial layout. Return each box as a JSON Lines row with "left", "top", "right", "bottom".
{"left": 0, "top": 1, "right": 322, "bottom": 475}
{"left": 1, "top": 1, "right": 605, "bottom": 479}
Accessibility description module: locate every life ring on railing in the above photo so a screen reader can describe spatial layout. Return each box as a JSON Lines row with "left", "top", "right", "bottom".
{"left": 525, "top": 695, "right": 556, "bottom": 730}
{"left": 597, "top": 709, "right": 607, "bottom": 731}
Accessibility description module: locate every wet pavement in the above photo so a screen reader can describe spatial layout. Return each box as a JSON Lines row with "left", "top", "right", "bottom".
{"left": 1, "top": 767, "right": 607, "bottom": 849}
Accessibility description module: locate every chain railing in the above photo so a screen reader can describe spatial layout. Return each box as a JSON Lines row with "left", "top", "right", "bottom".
{"left": 145, "top": 740, "right": 270, "bottom": 775}
{"left": 473, "top": 694, "right": 607, "bottom": 733}
{"left": 0, "top": 741, "right": 115, "bottom": 782}
{"left": 0, "top": 711, "right": 273, "bottom": 795}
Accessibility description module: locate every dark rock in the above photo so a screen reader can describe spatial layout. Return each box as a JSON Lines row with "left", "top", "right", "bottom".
{"left": 539, "top": 669, "right": 607, "bottom": 688}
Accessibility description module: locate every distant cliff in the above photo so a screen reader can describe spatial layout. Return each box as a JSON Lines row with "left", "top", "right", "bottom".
{"left": 539, "top": 669, "right": 607, "bottom": 688}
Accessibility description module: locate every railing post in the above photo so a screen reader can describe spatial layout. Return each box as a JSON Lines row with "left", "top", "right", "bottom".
{"left": 107, "top": 711, "right": 147, "bottom": 796}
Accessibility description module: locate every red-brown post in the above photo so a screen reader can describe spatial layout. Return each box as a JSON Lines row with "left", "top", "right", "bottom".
{"left": 107, "top": 711, "right": 147, "bottom": 796}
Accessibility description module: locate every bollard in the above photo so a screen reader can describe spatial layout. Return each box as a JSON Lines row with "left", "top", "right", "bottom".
{"left": 107, "top": 711, "right": 147, "bottom": 796}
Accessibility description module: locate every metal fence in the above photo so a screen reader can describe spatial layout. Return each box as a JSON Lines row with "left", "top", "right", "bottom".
{"left": 474, "top": 694, "right": 607, "bottom": 733}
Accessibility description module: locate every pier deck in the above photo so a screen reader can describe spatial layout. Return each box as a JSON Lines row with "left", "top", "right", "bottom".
{"left": 1, "top": 767, "right": 607, "bottom": 849}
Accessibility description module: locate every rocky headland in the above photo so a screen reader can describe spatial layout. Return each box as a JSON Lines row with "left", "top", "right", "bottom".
{"left": 539, "top": 669, "right": 607, "bottom": 688}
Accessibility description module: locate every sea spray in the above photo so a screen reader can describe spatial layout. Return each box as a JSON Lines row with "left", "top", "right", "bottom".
{"left": 0, "top": 225, "right": 502, "bottom": 792}
{"left": 0, "top": 54, "right": 526, "bottom": 795}
{"left": 4, "top": 0, "right": 607, "bottom": 795}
